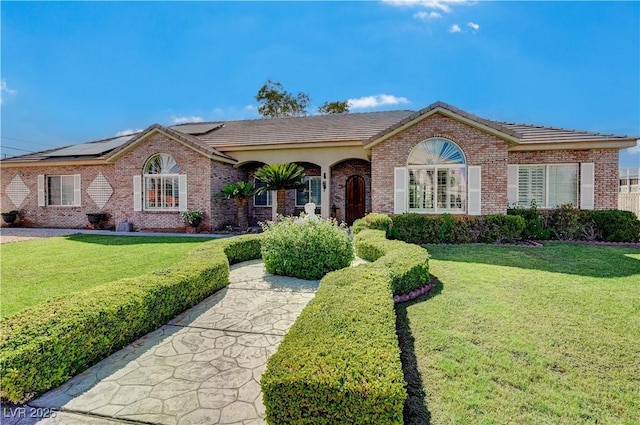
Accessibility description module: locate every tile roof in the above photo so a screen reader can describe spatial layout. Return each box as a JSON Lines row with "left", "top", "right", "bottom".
{"left": 196, "top": 111, "right": 415, "bottom": 148}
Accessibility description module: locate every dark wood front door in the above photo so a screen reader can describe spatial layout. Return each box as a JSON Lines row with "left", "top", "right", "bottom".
{"left": 345, "top": 175, "right": 366, "bottom": 225}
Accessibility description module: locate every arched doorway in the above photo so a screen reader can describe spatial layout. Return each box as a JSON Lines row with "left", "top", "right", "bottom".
{"left": 345, "top": 175, "right": 366, "bottom": 225}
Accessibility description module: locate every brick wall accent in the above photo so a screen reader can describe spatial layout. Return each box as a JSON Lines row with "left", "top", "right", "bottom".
{"left": 330, "top": 159, "right": 371, "bottom": 223}
{"left": 509, "top": 149, "right": 619, "bottom": 209}
{"left": 371, "top": 113, "right": 510, "bottom": 215}
{"left": 1, "top": 133, "right": 242, "bottom": 230}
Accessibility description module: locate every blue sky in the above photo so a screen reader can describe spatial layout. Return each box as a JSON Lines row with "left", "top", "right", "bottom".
{"left": 1, "top": 1, "right": 639, "bottom": 167}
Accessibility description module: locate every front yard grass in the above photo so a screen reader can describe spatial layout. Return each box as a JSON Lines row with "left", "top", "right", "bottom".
{"left": 0, "top": 234, "right": 215, "bottom": 318}
{"left": 398, "top": 242, "right": 640, "bottom": 425}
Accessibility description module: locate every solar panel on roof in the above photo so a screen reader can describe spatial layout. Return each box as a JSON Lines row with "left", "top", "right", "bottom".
{"left": 170, "top": 123, "right": 223, "bottom": 135}
{"left": 44, "top": 135, "right": 134, "bottom": 157}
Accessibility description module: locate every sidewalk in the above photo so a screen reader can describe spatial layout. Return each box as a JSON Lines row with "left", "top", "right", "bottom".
{"left": 3, "top": 260, "right": 318, "bottom": 425}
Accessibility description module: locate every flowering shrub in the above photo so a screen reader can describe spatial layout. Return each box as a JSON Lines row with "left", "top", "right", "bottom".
{"left": 261, "top": 215, "right": 354, "bottom": 280}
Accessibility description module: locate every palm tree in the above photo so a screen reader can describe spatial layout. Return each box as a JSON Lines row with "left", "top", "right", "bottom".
{"left": 254, "top": 163, "right": 307, "bottom": 217}
{"left": 216, "top": 181, "right": 258, "bottom": 230}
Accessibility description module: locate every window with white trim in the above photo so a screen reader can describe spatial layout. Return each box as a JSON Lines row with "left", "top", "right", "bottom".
{"left": 144, "top": 154, "right": 181, "bottom": 211}
{"left": 254, "top": 179, "right": 272, "bottom": 207}
{"left": 46, "top": 175, "right": 81, "bottom": 206}
{"left": 407, "top": 139, "right": 466, "bottom": 213}
{"left": 517, "top": 164, "right": 578, "bottom": 208}
{"left": 296, "top": 176, "right": 322, "bottom": 206}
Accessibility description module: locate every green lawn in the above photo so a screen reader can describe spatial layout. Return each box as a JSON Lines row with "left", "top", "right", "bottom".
{"left": 397, "top": 242, "right": 640, "bottom": 425}
{"left": 0, "top": 234, "right": 215, "bottom": 318}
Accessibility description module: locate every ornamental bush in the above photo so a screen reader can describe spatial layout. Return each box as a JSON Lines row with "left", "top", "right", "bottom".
{"left": 261, "top": 216, "right": 354, "bottom": 280}
{"left": 352, "top": 212, "right": 393, "bottom": 235}
{"left": 586, "top": 210, "right": 640, "bottom": 242}
{"left": 261, "top": 229, "right": 424, "bottom": 424}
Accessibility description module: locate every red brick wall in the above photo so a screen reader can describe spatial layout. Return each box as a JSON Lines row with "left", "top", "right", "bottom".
{"left": 330, "top": 159, "right": 371, "bottom": 223}
{"left": 509, "top": 149, "right": 619, "bottom": 209}
{"left": 1, "top": 132, "right": 242, "bottom": 230}
{"left": 371, "top": 113, "right": 510, "bottom": 215}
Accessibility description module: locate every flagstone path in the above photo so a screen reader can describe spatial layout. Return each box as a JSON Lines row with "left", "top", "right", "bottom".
{"left": 6, "top": 260, "right": 318, "bottom": 425}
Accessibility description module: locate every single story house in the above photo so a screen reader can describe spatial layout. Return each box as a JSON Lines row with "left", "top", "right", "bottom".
{"left": 1, "top": 101, "right": 637, "bottom": 231}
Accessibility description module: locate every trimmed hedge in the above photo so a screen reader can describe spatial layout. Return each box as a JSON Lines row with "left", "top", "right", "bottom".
{"left": 355, "top": 229, "right": 430, "bottom": 296}
{"left": 0, "top": 234, "right": 263, "bottom": 404}
{"left": 261, "top": 217, "right": 354, "bottom": 280}
{"left": 262, "top": 229, "right": 429, "bottom": 424}
{"left": 352, "top": 212, "right": 393, "bottom": 235}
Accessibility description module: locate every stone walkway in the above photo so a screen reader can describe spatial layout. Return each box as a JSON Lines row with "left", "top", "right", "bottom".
{"left": 4, "top": 260, "right": 318, "bottom": 425}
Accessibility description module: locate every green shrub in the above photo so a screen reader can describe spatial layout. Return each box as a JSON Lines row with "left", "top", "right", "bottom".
{"left": 355, "top": 229, "right": 430, "bottom": 295}
{"left": 481, "top": 214, "right": 526, "bottom": 243}
{"left": 551, "top": 203, "right": 582, "bottom": 240}
{"left": 262, "top": 229, "right": 427, "bottom": 424}
{"left": 0, "top": 235, "right": 263, "bottom": 404}
{"left": 586, "top": 210, "right": 640, "bottom": 242}
{"left": 261, "top": 217, "right": 354, "bottom": 280}
{"left": 352, "top": 212, "right": 393, "bottom": 235}
{"left": 222, "top": 233, "right": 263, "bottom": 264}
{"left": 508, "top": 205, "right": 553, "bottom": 240}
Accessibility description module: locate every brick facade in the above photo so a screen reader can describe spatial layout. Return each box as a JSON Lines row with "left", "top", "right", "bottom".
{"left": 371, "top": 113, "right": 510, "bottom": 215}
{"left": 509, "top": 148, "right": 619, "bottom": 210}
{"left": 1, "top": 133, "right": 242, "bottom": 230}
{"left": 330, "top": 159, "right": 371, "bottom": 223}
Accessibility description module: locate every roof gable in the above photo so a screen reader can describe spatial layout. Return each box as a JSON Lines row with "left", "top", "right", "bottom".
{"left": 105, "top": 124, "right": 236, "bottom": 164}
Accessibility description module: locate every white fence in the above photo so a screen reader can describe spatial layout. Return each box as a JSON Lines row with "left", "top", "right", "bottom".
{"left": 619, "top": 193, "right": 640, "bottom": 219}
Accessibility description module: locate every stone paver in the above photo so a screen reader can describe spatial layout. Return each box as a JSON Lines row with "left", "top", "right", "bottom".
{"left": 21, "top": 260, "right": 319, "bottom": 425}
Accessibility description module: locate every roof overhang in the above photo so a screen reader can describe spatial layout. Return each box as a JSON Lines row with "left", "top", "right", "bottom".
{"left": 508, "top": 139, "right": 639, "bottom": 152}
{"left": 214, "top": 140, "right": 364, "bottom": 152}
{"left": 364, "top": 104, "right": 521, "bottom": 150}
{"left": 0, "top": 159, "right": 108, "bottom": 168}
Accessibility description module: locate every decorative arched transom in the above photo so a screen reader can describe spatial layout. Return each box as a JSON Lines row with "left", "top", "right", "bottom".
{"left": 144, "top": 153, "right": 180, "bottom": 174}
{"left": 407, "top": 138, "right": 465, "bottom": 166}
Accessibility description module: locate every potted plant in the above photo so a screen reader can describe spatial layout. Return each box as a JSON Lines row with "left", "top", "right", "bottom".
{"left": 181, "top": 210, "right": 204, "bottom": 228}
{"left": 1, "top": 210, "right": 19, "bottom": 225}
{"left": 86, "top": 212, "right": 106, "bottom": 225}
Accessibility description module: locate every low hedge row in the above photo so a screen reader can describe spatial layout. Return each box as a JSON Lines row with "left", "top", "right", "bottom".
{"left": 388, "top": 213, "right": 526, "bottom": 244}
{"left": 261, "top": 229, "right": 429, "bottom": 424}
{"left": 508, "top": 206, "right": 640, "bottom": 242}
{"left": 0, "top": 234, "right": 263, "bottom": 404}
{"left": 354, "top": 229, "right": 431, "bottom": 296}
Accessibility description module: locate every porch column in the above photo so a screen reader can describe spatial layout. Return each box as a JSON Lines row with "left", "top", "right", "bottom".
{"left": 321, "top": 166, "right": 331, "bottom": 219}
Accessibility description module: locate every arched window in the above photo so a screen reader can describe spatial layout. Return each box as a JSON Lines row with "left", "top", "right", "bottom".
{"left": 143, "top": 154, "right": 181, "bottom": 210}
{"left": 407, "top": 138, "right": 466, "bottom": 213}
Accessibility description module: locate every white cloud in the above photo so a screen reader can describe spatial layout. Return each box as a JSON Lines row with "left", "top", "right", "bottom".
{"left": 347, "top": 94, "right": 410, "bottom": 109}
{"left": 383, "top": 0, "right": 474, "bottom": 14}
{"left": 468, "top": 21, "right": 480, "bottom": 31}
{"left": 628, "top": 140, "right": 640, "bottom": 154}
{"left": 449, "top": 24, "right": 462, "bottom": 33}
{"left": 413, "top": 10, "right": 442, "bottom": 20}
{"left": 115, "top": 128, "right": 143, "bottom": 137}
{"left": 171, "top": 115, "right": 204, "bottom": 124}
{"left": 1, "top": 79, "right": 17, "bottom": 104}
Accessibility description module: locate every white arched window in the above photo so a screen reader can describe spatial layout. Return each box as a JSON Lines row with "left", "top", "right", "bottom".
{"left": 407, "top": 138, "right": 467, "bottom": 213}
{"left": 142, "top": 154, "right": 184, "bottom": 211}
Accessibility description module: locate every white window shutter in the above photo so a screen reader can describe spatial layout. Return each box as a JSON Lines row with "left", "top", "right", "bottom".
{"left": 468, "top": 166, "right": 482, "bottom": 215}
{"left": 580, "top": 162, "right": 595, "bottom": 210}
{"left": 178, "top": 175, "right": 188, "bottom": 212}
{"left": 37, "top": 175, "right": 46, "bottom": 206}
{"left": 133, "top": 175, "right": 142, "bottom": 211}
{"left": 507, "top": 165, "right": 518, "bottom": 206}
{"left": 394, "top": 167, "right": 407, "bottom": 214}
{"left": 73, "top": 174, "right": 82, "bottom": 206}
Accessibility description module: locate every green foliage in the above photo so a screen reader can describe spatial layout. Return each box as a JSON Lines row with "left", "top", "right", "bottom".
{"left": 255, "top": 79, "right": 311, "bottom": 118}
{"left": 180, "top": 210, "right": 203, "bottom": 225}
{"left": 222, "top": 234, "right": 263, "bottom": 264}
{"left": 318, "top": 100, "right": 350, "bottom": 114}
{"left": 262, "top": 228, "right": 428, "bottom": 424}
{"left": 507, "top": 204, "right": 552, "bottom": 240}
{"left": 586, "top": 210, "right": 640, "bottom": 242}
{"left": 550, "top": 203, "right": 582, "bottom": 240}
{"left": 254, "top": 162, "right": 307, "bottom": 191}
{"left": 216, "top": 181, "right": 258, "bottom": 200}
{"left": 0, "top": 235, "right": 263, "bottom": 403}
{"left": 480, "top": 214, "right": 525, "bottom": 243}
{"left": 354, "top": 229, "right": 430, "bottom": 295}
{"left": 261, "top": 216, "right": 354, "bottom": 280}
{"left": 352, "top": 212, "right": 393, "bottom": 235}
{"left": 389, "top": 214, "right": 474, "bottom": 244}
